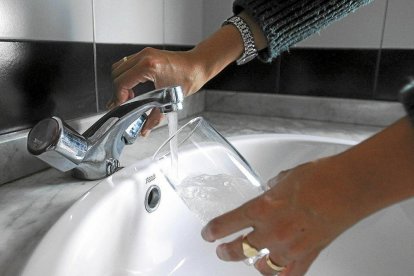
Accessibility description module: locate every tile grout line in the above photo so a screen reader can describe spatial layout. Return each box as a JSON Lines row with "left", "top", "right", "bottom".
{"left": 372, "top": 0, "right": 389, "bottom": 98}
{"left": 91, "top": 0, "right": 99, "bottom": 113}
{"left": 162, "top": 0, "right": 166, "bottom": 50}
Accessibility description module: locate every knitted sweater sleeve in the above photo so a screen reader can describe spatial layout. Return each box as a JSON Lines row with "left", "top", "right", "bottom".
{"left": 233, "top": 0, "right": 373, "bottom": 62}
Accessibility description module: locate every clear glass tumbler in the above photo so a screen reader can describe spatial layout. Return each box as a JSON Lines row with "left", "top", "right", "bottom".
{"left": 152, "top": 117, "right": 266, "bottom": 225}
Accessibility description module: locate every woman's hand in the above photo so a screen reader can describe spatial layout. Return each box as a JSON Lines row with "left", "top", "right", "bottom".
{"left": 201, "top": 156, "right": 363, "bottom": 275}
{"left": 108, "top": 21, "right": 255, "bottom": 136}
{"left": 201, "top": 118, "right": 414, "bottom": 276}
{"left": 109, "top": 47, "right": 207, "bottom": 136}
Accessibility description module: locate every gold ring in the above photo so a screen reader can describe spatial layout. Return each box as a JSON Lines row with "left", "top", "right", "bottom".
{"left": 242, "top": 234, "right": 259, "bottom": 258}
{"left": 265, "top": 254, "right": 286, "bottom": 273}
{"left": 123, "top": 56, "right": 128, "bottom": 62}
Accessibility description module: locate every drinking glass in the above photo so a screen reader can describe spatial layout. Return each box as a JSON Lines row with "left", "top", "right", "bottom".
{"left": 153, "top": 117, "right": 266, "bottom": 225}
{"left": 153, "top": 117, "right": 268, "bottom": 264}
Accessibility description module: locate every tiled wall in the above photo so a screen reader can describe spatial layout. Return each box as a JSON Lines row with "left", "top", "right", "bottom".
{"left": 0, "top": 0, "right": 96, "bottom": 135}
{"left": 204, "top": 0, "right": 414, "bottom": 101}
{"left": 0, "top": 0, "right": 413, "bottom": 136}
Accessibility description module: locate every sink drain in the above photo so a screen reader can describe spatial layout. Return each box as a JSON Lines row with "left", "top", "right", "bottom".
{"left": 145, "top": 185, "right": 161, "bottom": 213}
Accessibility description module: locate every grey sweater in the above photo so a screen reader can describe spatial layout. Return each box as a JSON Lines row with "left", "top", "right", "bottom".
{"left": 233, "top": 0, "right": 414, "bottom": 124}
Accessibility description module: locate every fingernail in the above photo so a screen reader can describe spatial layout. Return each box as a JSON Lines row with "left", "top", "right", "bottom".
{"left": 201, "top": 226, "right": 215, "bottom": 242}
{"left": 201, "top": 227, "right": 208, "bottom": 240}
{"left": 216, "top": 244, "right": 230, "bottom": 261}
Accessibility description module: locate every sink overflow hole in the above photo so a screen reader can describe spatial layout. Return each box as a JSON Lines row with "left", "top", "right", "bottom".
{"left": 145, "top": 185, "right": 161, "bottom": 213}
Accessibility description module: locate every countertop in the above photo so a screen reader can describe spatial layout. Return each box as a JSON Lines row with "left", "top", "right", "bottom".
{"left": 0, "top": 111, "right": 381, "bottom": 276}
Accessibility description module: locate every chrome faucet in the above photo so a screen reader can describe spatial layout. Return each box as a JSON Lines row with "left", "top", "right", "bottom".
{"left": 27, "top": 86, "right": 184, "bottom": 180}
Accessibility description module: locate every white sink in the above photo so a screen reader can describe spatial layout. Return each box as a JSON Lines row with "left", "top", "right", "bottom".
{"left": 22, "top": 134, "right": 414, "bottom": 276}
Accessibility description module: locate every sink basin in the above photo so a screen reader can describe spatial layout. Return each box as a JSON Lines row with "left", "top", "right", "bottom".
{"left": 22, "top": 134, "right": 414, "bottom": 275}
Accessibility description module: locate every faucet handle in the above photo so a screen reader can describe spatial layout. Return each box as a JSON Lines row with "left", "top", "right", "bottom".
{"left": 27, "top": 117, "right": 88, "bottom": 171}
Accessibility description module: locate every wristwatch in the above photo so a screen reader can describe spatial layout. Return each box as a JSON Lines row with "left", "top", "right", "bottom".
{"left": 223, "top": 15, "right": 258, "bottom": 65}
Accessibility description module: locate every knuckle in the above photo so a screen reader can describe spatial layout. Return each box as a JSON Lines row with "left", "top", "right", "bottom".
{"left": 139, "top": 48, "right": 161, "bottom": 68}
{"left": 140, "top": 56, "right": 157, "bottom": 68}
{"left": 141, "top": 46, "right": 155, "bottom": 54}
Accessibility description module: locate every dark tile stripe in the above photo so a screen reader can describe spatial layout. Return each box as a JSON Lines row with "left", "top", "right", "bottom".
{"left": 204, "top": 58, "right": 280, "bottom": 93}
{"left": 204, "top": 48, "right": 412, "bottom": 102}
{"left": 0, "top": 40, "right": 96, "bottom": 135}
{"left": 1, "top": 40, "right": 411, "bottom": 136}
{"left": 279, "top": 48, "right": 378, "bottom": 99}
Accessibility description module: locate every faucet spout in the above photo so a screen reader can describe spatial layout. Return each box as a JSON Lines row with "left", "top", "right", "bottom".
{"left": 83, "top": 86, "right": 183, "bottom": 142}
{"left": 27, "top": 86, "right": 184, "bottom": 180}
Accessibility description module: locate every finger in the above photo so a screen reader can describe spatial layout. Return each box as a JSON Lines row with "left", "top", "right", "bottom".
{"left": 112, "top": 48, "right": 153, "bottom": 79}
{"left": 112, "top": 56, "right": 138, "bottom": 79}
{"left": 111, "top": 62, "right": 154, "bottom": 109}
{"left": 216, "top": 233, "right": 276, "bottom": 262}
{"left": 112, "top": 53, "right": 138, "bottom": 72}
{"left": 215, "top": 230, "right": 269, "bottom": 262}
{"left": 215, "top": 235, "right": 246, "bottom": 261}
{"left": 113, "top": 61, "right": 154, "bottom": 94}
{"left": 201, "top": 202, "right": 254, "bottom": 242}
{"left": 255, "top": 254, "right": 289, "bottom": 276}
{"left": 141, "top": 108, "right": 164, "bottom": 137}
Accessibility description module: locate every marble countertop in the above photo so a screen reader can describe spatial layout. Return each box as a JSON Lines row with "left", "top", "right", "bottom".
{"left": 0, "top": 111, "right": 381, "bottom": 276}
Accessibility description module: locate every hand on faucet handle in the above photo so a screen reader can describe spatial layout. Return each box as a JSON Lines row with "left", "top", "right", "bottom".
{"left": 108, "top": 47, "right": 208, "bottom": 136}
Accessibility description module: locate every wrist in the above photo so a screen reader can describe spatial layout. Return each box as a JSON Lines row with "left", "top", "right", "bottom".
{"left": 189, "top": 24, "right": 244, "bottom": 82}
{"left": 333, "top": 118, "right": 414, "bottom": 218}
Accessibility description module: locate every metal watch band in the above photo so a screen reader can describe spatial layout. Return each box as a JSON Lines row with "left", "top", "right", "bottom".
{"left": 223, "top": 15, "right": 258, "bottom": 65}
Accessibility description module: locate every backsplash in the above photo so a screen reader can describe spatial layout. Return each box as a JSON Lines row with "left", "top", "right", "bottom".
{"left": 0, "top": 0, "right": 413, "bottom": 135}
{"left": 0, "top": 40, "right": 96, "bottom": 135}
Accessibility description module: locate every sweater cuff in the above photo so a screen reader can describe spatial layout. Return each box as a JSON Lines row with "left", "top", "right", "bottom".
{"left": 400, "top": 81, "right": 414, "bottom": 126}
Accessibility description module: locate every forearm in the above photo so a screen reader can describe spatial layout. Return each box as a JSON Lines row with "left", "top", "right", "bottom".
{"left": 335, "top": 117, "right": 414, "bottom": 219}
{"left": 188, "top": 12, "right": 267, "bottom": 89}
{"left": 188, "top": 25, "right": 243, "bottom": 85}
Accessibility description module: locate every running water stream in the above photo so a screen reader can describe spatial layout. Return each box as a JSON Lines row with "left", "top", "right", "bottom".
{"left": 166, "top": 112, "right": 179, "bottom": 180}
